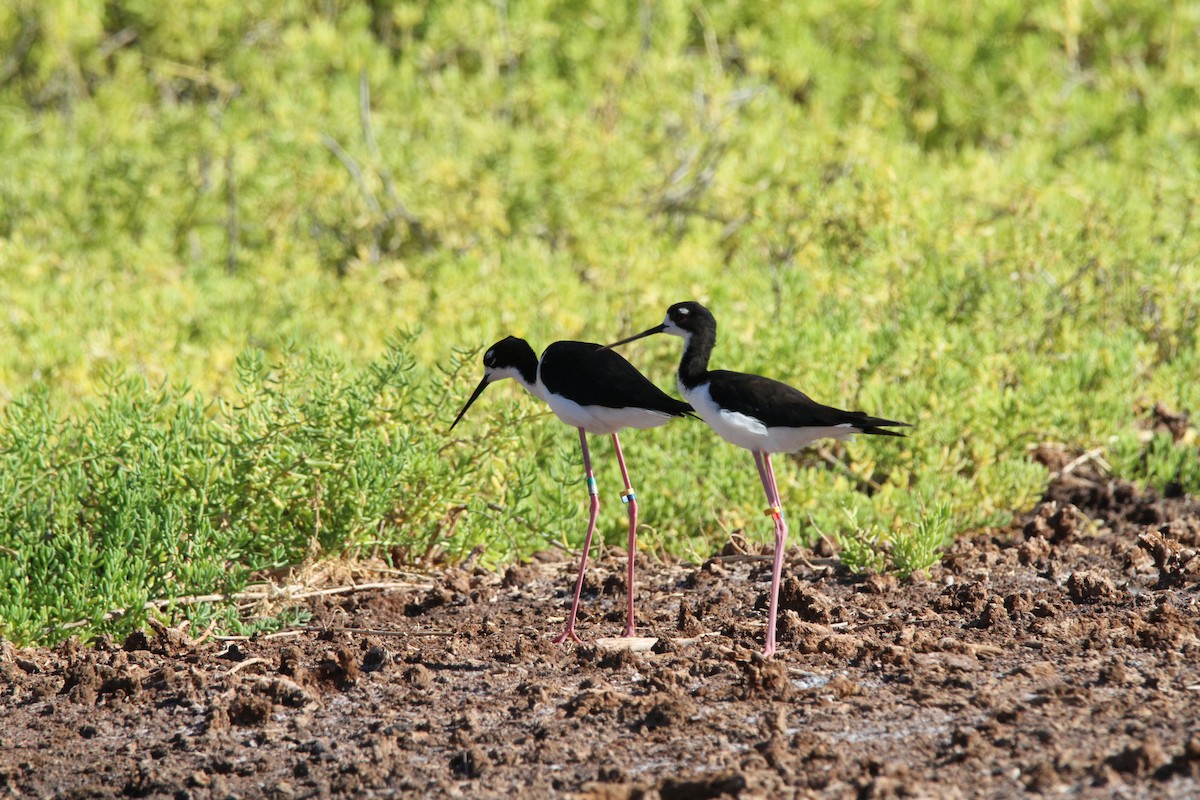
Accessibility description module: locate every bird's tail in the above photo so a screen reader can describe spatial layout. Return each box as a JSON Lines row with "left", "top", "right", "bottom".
{"left": 860, "top": 426, "right": 908, "bottom": 437}
{"left": 854, "top": 415, "right": 911, "bottom": 437}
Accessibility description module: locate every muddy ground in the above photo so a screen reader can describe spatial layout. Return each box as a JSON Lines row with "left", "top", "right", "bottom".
{"left": 3, "top": 461, "right": 1200, "bottom": 799}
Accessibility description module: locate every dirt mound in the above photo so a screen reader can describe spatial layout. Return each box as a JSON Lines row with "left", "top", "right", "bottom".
{"left": 2, "top": 465, "right": 1199, "bottom": 798}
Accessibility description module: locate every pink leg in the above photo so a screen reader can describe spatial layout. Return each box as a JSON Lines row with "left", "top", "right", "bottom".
{"left": 554, "top": 428, "right": 600, "bottom": 644}
{"left": 753, "top": 451, "right": 788, "bottom": 658}
{"left": 611, "top": 433, "right": 638, "bottom": 637}
{"left": 763, "top": 450, "right": 781, "bottom": 503}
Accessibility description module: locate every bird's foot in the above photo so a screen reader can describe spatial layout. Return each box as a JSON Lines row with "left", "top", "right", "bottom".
{"left": 553, "top": 629, "right": 583, "bottom": 645}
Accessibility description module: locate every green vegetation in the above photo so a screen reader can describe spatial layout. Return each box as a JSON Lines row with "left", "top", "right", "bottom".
{"left": 0, "top": 338, "right": 580, "bottom": 643}
{"left": 2, "top": 0, "right": 1198, "bottom": 644}
{"left": 1111, "top": 431, "right": 1200, "bottom": 497}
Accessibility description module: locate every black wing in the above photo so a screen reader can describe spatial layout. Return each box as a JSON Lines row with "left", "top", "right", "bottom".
{"left": 540, "top": 341, "right": 693, "bottom": 416}
{"left": 707, "top": 370, "right": 909, "bottom": 434}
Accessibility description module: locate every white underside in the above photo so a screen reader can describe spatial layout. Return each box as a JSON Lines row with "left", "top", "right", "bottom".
{"left": 681, "top": 381, "right": 856, "bottom": 453}
{"left": 520, "top": 370, "right": 675, "bottom": 435}
{"left": 542, "top": 390, "right": 676, "bottom": 434}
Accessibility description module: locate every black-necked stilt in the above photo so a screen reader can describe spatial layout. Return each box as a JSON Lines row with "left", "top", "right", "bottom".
{"left": 606, "top": 302, "right": 910, "bottom": 657}
{"left": 450, "top": 336, "right": 693, "bottom": 643}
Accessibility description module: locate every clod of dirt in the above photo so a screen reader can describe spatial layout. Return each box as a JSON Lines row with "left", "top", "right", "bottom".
{"left": 676, "top": 602, "right": 703, "bottom": 636}
{"left": 577, "top": 782, "right": 644, "bottom": 800}
{"left": 1023, "top": 760, "right": 1064, "bottom": 793}
{"left": 1106, "top": 733, "right": 1171, "bottom": 776}
{"left": 404, "top": 664, "right": 432, "bottom": 688}
{"left": 96, "top": 662, "right": 144, "bottom": 700}
{"left": 658, "top": 771, "right": 746, "bottom": 800}
{"left": 737, "top": 653, "right": 790, "bottom": 699}
{"left": 449, "top": 746, "right": 486, "bottom": 779}
{"left": 777, "top": 618, "right": 862, "bottom": 660}
{"left": 1137, "top": 529, "right": 1200, "bottom": 587}
{"left": 361, "top": 644, "right": 388, "bottom": 672}
{"left": 1017, "top": 536, "right": 1052, "bottom": 565}
{"left": 1044, "top": 464, "right": 1200, "bottom": 536}
{"left": 638, "top": 695, "right": 694, "bottom": 732}
{"left": 860, "top": 573, "right": 898, "bottom": 594}
{"left": 826, "top": 675, "right": 860, "bottom": 699}
{"left": 260, "top": 677, "right": 311, "bottom": 708}
{"left": 122, "top": 764, "right": 167, "bottom": 798}
{"left": 1012, "top": 661, "right": 1057, "bottom": 681}
{"left": 1161, "top": 517, "right": 1200, "bottom": 547}
{"left": 977, "top": 598, "right": 1009, "bottom": 629}
{"left": 407, "top": 586, "right": 453, "bottom": 615}
{"left": 122, "top": 630, "right": 152, "bottom": 652}
{"left": 1096, "top": 660, "right": 1140, "bottom": 686}
{"left": 144, "top": 618, "right": 194, "bottom": 656}
{"left": 856, "top": 774, "right": 908, "bottom": 800}
{"left": 777, "top": 577, "right": 836, "bottom": 622}
{"left": 1029, "top": 442, "right": 1072, "bottom": 472}
{"left": 219, "top": 643, "right": 247, "bottom": 662}
{"left": 186, "top": 771, "right": 211, "bottom": 788}
{"left": 501, "top": 563, "right": 538, "bottom": 588}
{"left": 1066, "top": 571, "right": 1118, "bottom": 604}
{"left": 1004, "top": 591, "right": 1034, "bottom": 615}
{"left": 315, "top": 646, "right": 360, "bottom": 688}
{"left": 601, "top": 573, "right": 624, "bottom": 597}
{"left": 278, "top": 646, "right": 308, "bottom": 683}
{"left": 442, "top": 568, "right": 473, "bottom": 596}
{"left": 684, "top": 559, "right": 726, "bottom": 589}
{"left": 933, "top": 581, "right": 990, "bottom": 614}
{"left": 1024, "top": 501, "right": 1086, "bottom": 544}
{"left": 228, "top": 693, "right": 273, "bottom": 726}
{"left": 1133, "top": 598, "right": 1198, "bottom": 651}
{"left": 595, "top": 646, "right": 641, "bottom": 670}
{"left": 813, "top": 536, "right": 836, "bottom": 558}
{"left": 1161, "top": 735, "right": 1200, "bottom": 780}
{"left": 60, "top": 660, "right": 101, "bottom": 705}
{"left": 562, "top": 687, "right": 627, "bottom": 718}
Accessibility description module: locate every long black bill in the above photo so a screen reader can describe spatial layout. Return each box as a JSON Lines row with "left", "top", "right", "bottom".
{"left": 602, "top": 323, "right": 667, "bottom": 350}
{"left": 449, "top": 376, "right": 490, "bottom": 431}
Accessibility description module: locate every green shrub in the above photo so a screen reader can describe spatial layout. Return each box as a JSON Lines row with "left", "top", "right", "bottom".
{"left": 0, "top": 335, "right": 574, "bottom": 644}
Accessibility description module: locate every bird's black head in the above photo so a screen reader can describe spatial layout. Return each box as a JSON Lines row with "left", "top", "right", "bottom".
{"left": 604, "top": 300, "right": 715, "bottom": 350}
{"left": 481, "top": 336, "right": 537, "bottom": 373}
{"left": 449, "top": 336, "right": 538, "bottom": 431}
{"left": 661, "top": 301, "right": 715, "bottom": 338}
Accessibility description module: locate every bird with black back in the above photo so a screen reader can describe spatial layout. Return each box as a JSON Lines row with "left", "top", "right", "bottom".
{"left": 451, "top": 336, "right": 693, "bottom": 643}
{"left": 606, "top": 302, "right": 910, "bottom": 657}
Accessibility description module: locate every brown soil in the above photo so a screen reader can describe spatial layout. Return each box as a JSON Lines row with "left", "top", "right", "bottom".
{"left": 3, "top": 465, "right": 1199, "bottom": 799}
